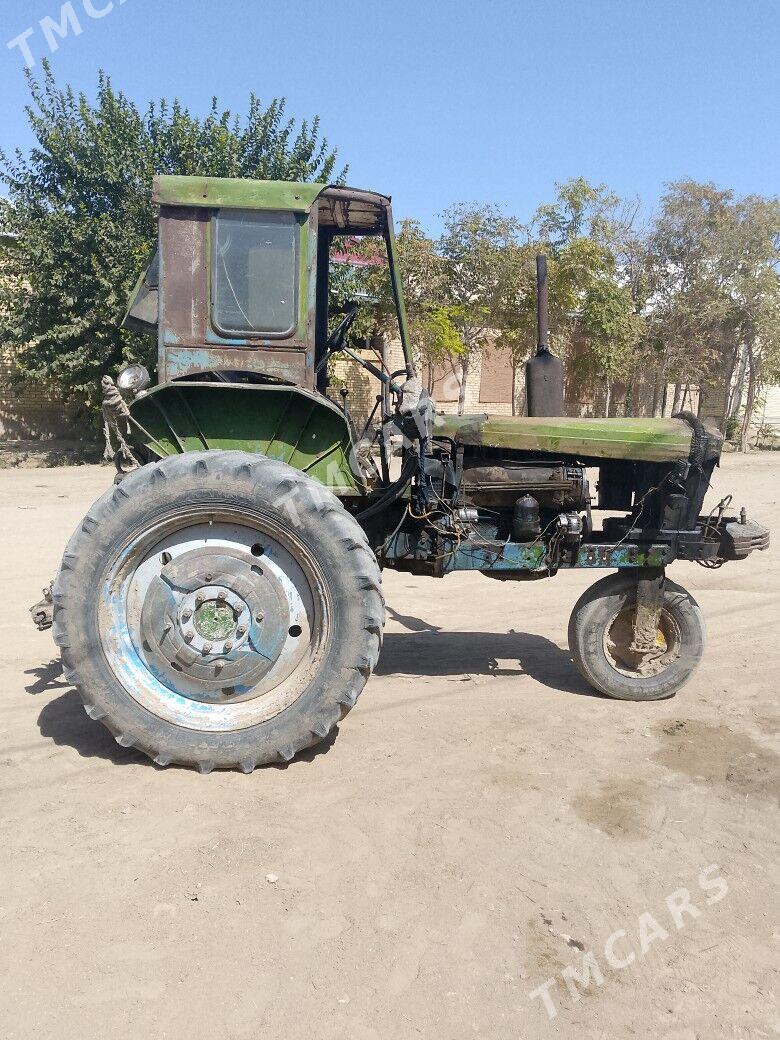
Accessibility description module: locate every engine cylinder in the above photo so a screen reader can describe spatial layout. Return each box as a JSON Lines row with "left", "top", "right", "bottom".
{"left": 512, "top": 495, "right": 541, "bottom": 540}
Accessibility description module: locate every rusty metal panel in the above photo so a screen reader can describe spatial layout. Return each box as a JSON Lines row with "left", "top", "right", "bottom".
{"left": 164, "top": 345, "right": 307, "bottom": 384}
{"left": 158, "top": 206, "right": 208, "bottom": 380}
{"left": 156, "top": 203, "right": 316, "bottom": 388}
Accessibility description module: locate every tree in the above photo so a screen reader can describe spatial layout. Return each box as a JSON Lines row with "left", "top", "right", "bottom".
{"left": 438, "top": 204, "right": 524, "bottom": 413}
{"left": 328, "top": 220, "right": 464, "bottom": 394}
{"left": 518, "top": 179, "right": 643, "bottom": 415}
{"left": 0, "top": 61, "right": 345, "bottom": 418}
{"left": 647, "top": 181, "right": 780, "bottom": 444}
{"left": 393, "top": 220, "right": 463, "bottom": 391}
{"left": 729, "top": 195, "right": 780, "bottom": 449}
{"left": 645, "top": 182, "right": 739, "bottom": 418}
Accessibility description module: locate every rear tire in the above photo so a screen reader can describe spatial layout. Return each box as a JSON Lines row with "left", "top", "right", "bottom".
{"left": 52, "top": 450, "right": 384, "bottom": 771}
{"left": 568, "top": 571, "right": 705, "bottom": 701}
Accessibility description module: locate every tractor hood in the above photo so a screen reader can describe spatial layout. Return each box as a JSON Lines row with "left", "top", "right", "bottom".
{"left": 433, "top": 414, "right": 722, "bottom": 464}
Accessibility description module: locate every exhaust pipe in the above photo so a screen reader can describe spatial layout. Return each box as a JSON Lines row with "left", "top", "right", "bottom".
{"left": 525, "top": 254, "right": 565, "bottom": 416}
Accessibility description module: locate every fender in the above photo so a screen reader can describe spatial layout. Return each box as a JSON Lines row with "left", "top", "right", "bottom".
{"left": 128, "top": 381, "right": 366, "bottom": 495}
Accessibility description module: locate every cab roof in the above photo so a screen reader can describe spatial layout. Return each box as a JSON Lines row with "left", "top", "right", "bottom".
{"left": 152, "top": 175, "right": 391, "bottom": 234}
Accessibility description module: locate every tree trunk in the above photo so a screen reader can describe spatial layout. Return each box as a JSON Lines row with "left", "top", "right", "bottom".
{"left": 624, "top": 379, "right": 635, "bottom": 418}
{"left": 604, "top": 381, "right": 612, "bottom": 418}
{"left": 720, "top": 343, "right": 740, "bottom": 429}
{"left": 457, "top": 352, "right": 470, "bottom": 416}
{"left": 729, "top": 343, "right": 748, "bottom": 423}
{"left": 671, "top": 382, "right": 684, "bottom": 414}
{"left": 739, "top": 343, "right": 757, "bottom": 453}
{"left": 652, "top": 360, "right": 667, "bottom": 417}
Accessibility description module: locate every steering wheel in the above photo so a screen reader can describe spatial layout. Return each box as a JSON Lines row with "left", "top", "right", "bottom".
{"left": 325, "top": 304, "right": 360, "bottom": 354}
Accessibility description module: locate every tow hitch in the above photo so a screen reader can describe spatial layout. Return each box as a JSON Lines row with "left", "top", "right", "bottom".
{"left": 30, "top": 581, "right": 53, "bottom": 631}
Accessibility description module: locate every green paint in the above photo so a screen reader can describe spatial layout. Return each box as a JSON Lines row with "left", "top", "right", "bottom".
{"left": 433, "top": 414, "right": 714, "bottom": 463}
{"left": 194, "top": 601, "right": 236, "bottom": 640}
{"left": 129, "top": 382, "right": 365, "bottom": 494}
{"left": 153, "top": 175, "right": 324, "bottom": 212}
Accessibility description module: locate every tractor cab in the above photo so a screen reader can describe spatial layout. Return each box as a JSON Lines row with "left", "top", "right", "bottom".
{"left": 124, "top": 175, "right": 414, "bottom": 392}
{"left": 119, "top": 174, "right": 424, "bottom": 494}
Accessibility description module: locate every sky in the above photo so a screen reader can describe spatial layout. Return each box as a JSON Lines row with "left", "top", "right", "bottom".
{"left": 1, "top": 0, "right": 778, "bottom": 233}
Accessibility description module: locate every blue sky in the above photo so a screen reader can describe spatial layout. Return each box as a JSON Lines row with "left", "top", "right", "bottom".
{"left": 1, "top": 0, "right": 778, "bottom": 232}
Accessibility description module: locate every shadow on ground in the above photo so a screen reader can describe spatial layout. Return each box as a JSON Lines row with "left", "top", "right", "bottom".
{"left": 24, "top": 658, "right": 69, "bottom": 696}
{"left": 376, "top": 624, "right": 599, "bottom": 697}
{"left": 30, "top": 665, "right": 338, "bottom": 769}
{"left": 27, "top": 616, "right": 598, "bottom": 767}
{"left": 37, "top": 689, "right": 146, "bottom": 766}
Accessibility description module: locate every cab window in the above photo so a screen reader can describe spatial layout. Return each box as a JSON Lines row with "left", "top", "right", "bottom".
{"left": 212, "top": 210, "right": 298, "bottom": 337}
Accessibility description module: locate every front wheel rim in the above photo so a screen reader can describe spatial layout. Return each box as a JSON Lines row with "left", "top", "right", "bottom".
{"left": 98, "top": 506, "right": 331, "bottom": 732}
{"left": 602, "top": 604, "right": 682, "bottom": 679}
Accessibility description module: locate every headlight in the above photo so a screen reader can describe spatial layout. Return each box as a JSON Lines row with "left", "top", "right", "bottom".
{"left": 116, "top": 364, "right": 150, "bottom": 395}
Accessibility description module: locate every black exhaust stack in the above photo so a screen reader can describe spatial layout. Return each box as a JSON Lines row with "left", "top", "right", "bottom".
{"left": 525, "top": 254, "right": 565, "bottom": 416}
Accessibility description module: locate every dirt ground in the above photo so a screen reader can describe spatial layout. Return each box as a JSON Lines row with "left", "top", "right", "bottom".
{"left": 1, "top": 452, "right": 777, "bottom": 1040}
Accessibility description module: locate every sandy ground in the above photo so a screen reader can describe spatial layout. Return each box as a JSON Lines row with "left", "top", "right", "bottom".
{"left": 0, "top": 453, "right": 777, "bottom": 1040}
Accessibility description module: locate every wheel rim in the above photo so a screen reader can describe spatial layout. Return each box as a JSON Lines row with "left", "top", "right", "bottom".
{"left": 98, "top": 507, "right": 330, "bottom": 731}
{"left": 602, "top": 605, "right": 681, "bottom": 679}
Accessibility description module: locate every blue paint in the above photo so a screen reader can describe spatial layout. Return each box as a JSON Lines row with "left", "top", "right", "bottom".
{"left": 384, "top": 531, "right": 668, "bottom": 574}
{"left": 205, "top": 328, "right": 250, "bottom": 347}
{"left": 449, "top": 542, "right": 548, "bottom": 572}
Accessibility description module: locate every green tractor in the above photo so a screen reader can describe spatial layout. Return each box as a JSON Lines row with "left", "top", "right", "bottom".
{"left": 39, "top": 176, "right": 768, "bottom": 772}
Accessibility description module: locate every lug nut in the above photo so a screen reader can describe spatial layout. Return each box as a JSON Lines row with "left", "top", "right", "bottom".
{"left": 236, "top": 625, "right": 246, "bottom": 636}
{"left": 195, "top": 594, "right": 204, "bottom": 606}
{"left": 204, "top": 573, "right": 213, "bottom": 582}
{"left": 183, "top": 632, "right": 194, "bottom": 643}
{"left": 255, "top": 611, "right": 264, "bottom": 622}
{"left": 217, "top": 590, "right": 226, "bottom": 601}
{"left": 224, "top": 641, "right": 233, "bottom": 652}
{"left": 202, "top": 643, "right": 212, "bottom": 655}
{"left": 182, "top": 608, "right": 192, "bottom": 621}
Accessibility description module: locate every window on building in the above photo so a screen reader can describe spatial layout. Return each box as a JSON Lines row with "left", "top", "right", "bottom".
{"left": 212, "top": 210, "right": 298, "bottom": 337}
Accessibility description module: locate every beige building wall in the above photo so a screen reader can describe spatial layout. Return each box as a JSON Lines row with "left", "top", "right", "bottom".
{"left": 0, "top": 349, "right": 81, "bottom": 440}
{"left": 757, "top": 384, "right": 780, "bottom": 429}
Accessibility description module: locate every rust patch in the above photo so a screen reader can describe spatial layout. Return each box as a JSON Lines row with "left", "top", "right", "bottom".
{"left": 652, "top": 719, "right": 780, "bottom": 802}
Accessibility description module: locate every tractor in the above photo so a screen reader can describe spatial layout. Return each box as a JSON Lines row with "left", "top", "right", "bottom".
{"left": 35, "top": 175, "right": 769, "bottom": 772}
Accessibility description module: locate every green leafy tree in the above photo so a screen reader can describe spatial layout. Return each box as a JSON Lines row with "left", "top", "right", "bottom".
{"left": 327, "top": 221, "right": 464, "bottom": 395}
{"left": 393, "top": 220, "right": 463, "bottom": 390}
{"left": 647, "top": 181, "right": 780, "bottom": 444}
{"left": 0, "top": 61, "right": 345, "bottom": 418}
{"left": 438, "top": 204, "right": 524, "bottom": 413}
{"left": 645, "top": 182, "right": 740, "bottom": 417}
{"left": 509, "top": 179, "right": 643, "bottom": 415}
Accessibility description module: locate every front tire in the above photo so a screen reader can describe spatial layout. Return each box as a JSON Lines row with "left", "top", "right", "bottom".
{"left": 52, "top": 451, "right": 384, "bottom": 771}
{"left": 568, "top": 571, "right": 705, "bottom": 701}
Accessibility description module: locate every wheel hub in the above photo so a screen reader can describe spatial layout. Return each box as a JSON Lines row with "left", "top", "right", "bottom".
{"left": 137, "top": 545, "right": 293, "bottom": 702}
{"left": 100, "top": 511, "right": 328, "bottom": 733}
{"left": 177, "top": 585, "right": 252, "bottom": 654}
